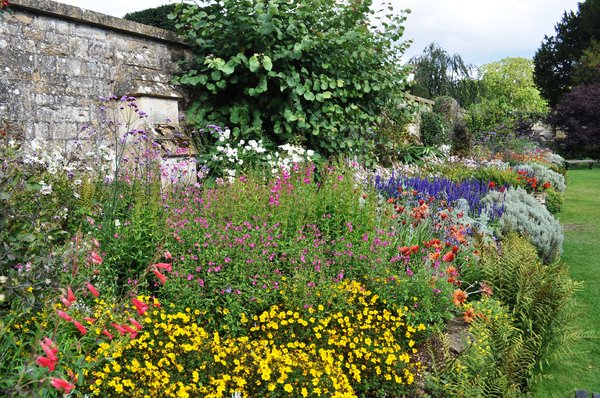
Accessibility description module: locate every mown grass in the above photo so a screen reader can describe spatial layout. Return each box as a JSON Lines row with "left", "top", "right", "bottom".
{"left": 531, "top": 168, "right": 600, "bottom": 397}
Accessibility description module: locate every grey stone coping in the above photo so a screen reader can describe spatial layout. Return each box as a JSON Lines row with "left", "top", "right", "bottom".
{"left": 9, "top": 0, "right": 188, "bottom": 46}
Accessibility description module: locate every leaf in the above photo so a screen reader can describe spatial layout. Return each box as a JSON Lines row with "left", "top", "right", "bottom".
{"left": 254, "top": 76, "right": 268, "bottom": 94}
{"left": 322, "top": 91, "right": 332, "bottom": 99}
{"left": 249, "top": 55, "right": 260, "bottom": 72}
{"left": 0, "top": 192, "right": 11, "bottom": 200}
{"left": 303, "top": 91, "right": 315, "bottom": 101}
{"left": 219, "top": 62, "right": 236, "bottom": 75}
{"left": 262, "top": 56, "right": 273, "bottom": 72}
{"left": 337, "top": 79, "right": 345, "bottom": 87}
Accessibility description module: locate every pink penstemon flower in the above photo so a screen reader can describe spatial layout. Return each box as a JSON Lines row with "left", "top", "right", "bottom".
{"left": 131, "top": 297, "right": 149, "bottom": 316}
{"left": 50, "top": 377, "right": 75, "bottom": 394}
{"left": 86, "top": 282, "right": 100, "bottom": 298}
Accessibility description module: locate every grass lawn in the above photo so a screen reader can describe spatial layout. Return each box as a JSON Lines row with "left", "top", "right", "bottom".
{"left": 531, "top": 169, "right": 600, "bottom": 397}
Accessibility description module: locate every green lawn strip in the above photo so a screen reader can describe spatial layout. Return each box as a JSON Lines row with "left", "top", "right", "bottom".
{"left": 531, "top": 169, "right": 600, "bottom": 397}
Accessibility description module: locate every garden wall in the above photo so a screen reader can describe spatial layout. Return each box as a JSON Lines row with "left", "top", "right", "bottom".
{"left": 0, "top": 0, "right": 191, "bottom": 145}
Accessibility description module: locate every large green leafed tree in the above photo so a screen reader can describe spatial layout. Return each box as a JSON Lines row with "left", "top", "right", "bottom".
{"left": 170, "top": 0, "right": 412, "bottom": 159}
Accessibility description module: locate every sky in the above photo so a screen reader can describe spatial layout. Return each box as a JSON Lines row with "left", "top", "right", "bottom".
{"left": 55, "top": 0, "right": 582, "bottom": 66}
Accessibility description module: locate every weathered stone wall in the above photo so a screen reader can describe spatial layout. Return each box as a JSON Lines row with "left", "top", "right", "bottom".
{"left": 0, "top": 0, "right": 190, "bottom": 145}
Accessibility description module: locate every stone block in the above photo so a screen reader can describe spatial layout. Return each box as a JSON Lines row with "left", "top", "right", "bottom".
{"left": 136, "top": 96, "right": 180, "bottom": 126}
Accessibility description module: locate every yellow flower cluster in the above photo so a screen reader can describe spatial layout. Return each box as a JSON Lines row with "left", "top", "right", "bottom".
{"left": 84, "top": 283, "right": 425, "bottom": 397}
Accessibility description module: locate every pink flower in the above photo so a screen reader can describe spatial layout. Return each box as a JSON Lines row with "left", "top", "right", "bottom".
{"left": 164, "top": 251, "right": 172, "bottom": 260}
{"left": 111, "top": 323, "right": 127, "bottom": 336}
{"left": 152, "top": 269, "right": 167, "bottom": 285}
{"left": 86, "top": 282, "right": 99, "bottom": 298}
{"left": 102, "top": 329, "right": 114, "bottom": 340}
{"left": 66, "top": 287, "right": 76, "bottom": 303}
{"left": 90, "top": 251, "right": 103, "bottom": 265}
{"left": 72, "top": 320, "right": 87, "bottom": 335}
{"left": 36, "top": 355, "right": 57, "bottom": 372}
{"left": 129, "top": 317, "right": 143, "bottom": 331}
{"left": 60, "top": 296, "right": 72, "bottom": 308}
{"left": 40, "top": 338, "right": 58, "bottom": 362}
{"left": 56, "top": 310, "right": 72, "bottom": 322}
{"left": 50, "top": 377, "right": 75, "bottom": 394}
{"left": 153, "top": 263, "right": 172, "bottom": 272}
{"left": 131, "top": 297, "right": 149, "bottom": 316}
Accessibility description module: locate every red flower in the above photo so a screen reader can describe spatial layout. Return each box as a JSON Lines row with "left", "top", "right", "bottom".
{"left": 543, "top": 181, "right": 551, "bottom": 189}
{"left": 90, "top": 251, "right": 103, "bottom": 265}
{"left": 36, "top": 355, "right": 57, "bottom": 372}
{"left": 488, "top": 181, "right": 496, "bottom": 188}
{"left": 72, "top": 320, "right": 87, "bottom": 335}
{"left": 40, "top": 338, "right": 58, "bottom": 362}
{"left": 102, "top": 329, "right": 114, "bottom": 340}
{"left": 56, "top": 310, "right": 72, "bottom": 322}
{"left": 152, "top": 269, "right": 167, "bottom": 285}
{"left": 132, "top": 297, "right": 149, "bottom": 316}
{"left": 129, "top": 317, "right": 143, "bottom": 331}
{"left": 86, "top": 282, "right": 99, "bottom": 298}
{"left": 111, "top": 323, "right": 127, "bottom": 336}
{"left": 50, "top": 378, "right": 75, "bottom": 394}
{"left": 66, "top": 287, "right": 76, "bottom": 303}
{"left": 153, "top": 263, "right": 172, "bottom": 272}
{"left": 442, "top": 251, "right": 455, "bottom": 262}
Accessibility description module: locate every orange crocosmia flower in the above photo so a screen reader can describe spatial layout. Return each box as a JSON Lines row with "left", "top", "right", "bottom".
{"left": 463, "top": 307, "right": 476, "bottom": 323}
{"left": 36, "top": 355, "right": 57, "bottom": 372}
{"left": 429, "top": 251, "right": 440, "bottom": 261}
{"left": 452, "top": 289, "right": 468, "bottom": 306}
{"left": 445, "top": 266, "right": 457, "bottom": 276}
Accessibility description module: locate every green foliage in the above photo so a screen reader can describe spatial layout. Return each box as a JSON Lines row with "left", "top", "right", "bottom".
{"left": 534, "top": 0, "right": 600, "bottom": 106}
{"left": 420, "top": 111, "right": 449, "bottom": 147}
{"left": 467, "top": 57, "right": 548, "bottom": 135}
{"left": 479, "top": 234, "right": 578, "bottom": 387}
{"left": 171, "top": 0, "right": 411, "bottom": 161}
{"left": 516, "top": 163, "right": 566, "bottom": 193}
{"left": 572, "top": 39, "right": 600, "bottom": 85}
{"left": 544, "top": 188, "right": 563, "bottom": 214}
{"left": 408, "top": 42, "right": 481, "bottom": 107}
{"left": 124, "top": 4, "right": 179, "bottom": 31}
{"left": 451, "top": 119, "right": 473, "bottom": 157}
{"left": 482, "top": 187, "right": 563, "bottom": 263}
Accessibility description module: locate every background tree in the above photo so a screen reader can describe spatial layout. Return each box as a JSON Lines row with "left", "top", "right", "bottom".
{"left": 124, "top": 4, "right": 179, "bottom": 31}
{"left": 172, "top": 0, "right": 411, "bottom": 160}
{"left": 533, "top": 0, "right": 600, "bottom": 106}
{"left": 408, "top": 42, "right": 480, "bottom": 107}
{"left": 549, "top": 68, "right": 600, "bottom": 158}
{"left": 467, "top": 57, "right": 547, "bottom": 135}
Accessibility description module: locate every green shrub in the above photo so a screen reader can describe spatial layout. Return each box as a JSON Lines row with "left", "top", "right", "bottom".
{"left": 124, "top": 4, "right": 178, "bottom": 31}
{"left": 451, "top": 119, "right": 474, "bottom": 157}
{"left": 545, "top": 188, "right": 564, "bottom": 214}
{"left": 420, "top": 111, "right": 449, "bottom": 147}
{"left": 482, "top": 187, "right": 563, "bottom": 263}
{"left": 171, "top": 0, "right": 411, "bottom": 161}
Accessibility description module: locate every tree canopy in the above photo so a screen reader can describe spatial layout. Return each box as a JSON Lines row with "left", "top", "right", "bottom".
{"left": 408, "top": 43, "right": 480, "bottom": 107}
{"left": 467, "top": 57, "right": 547, "bottom": 134}
{"left": 124, "top": 4, "right": 178, "bottom": 31}
{"left": 533, "top": 0, "right": 600, "bottom": 106}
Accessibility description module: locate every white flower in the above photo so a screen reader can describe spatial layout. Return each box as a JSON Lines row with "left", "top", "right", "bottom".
{"left": 0, "top": 294, "right": 5, "bottom": 302}
{"left": 74, "top": 179, "right": 82, "bottom": 186}
{"left": 307, "top": 149, "right": 315, "bottom": 157}
{"left": 219, "top": 136, "right": 226, "bottom": 142}
{"left": 222, "top": 129, "right": 231, "bottom": 139}
{"left": 39, "top": 181, "right": 52, "bottom": 195}
{"left": 114, "top": 219, "right": 121, "bottom": 228}
{"left": 239, "top": 139, "right": 245, "bottom": 145}
{"left": 0, "top": 276, "right": 7, "bottom": 284}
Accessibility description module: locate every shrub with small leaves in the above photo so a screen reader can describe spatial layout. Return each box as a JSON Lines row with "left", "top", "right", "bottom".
{"left": 481, "top": 187, "right": 563, "bottom": 263}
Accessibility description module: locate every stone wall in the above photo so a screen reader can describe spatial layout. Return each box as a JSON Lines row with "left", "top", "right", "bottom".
{"left": 0, "top": 0, "right": 191, "bottom": 145}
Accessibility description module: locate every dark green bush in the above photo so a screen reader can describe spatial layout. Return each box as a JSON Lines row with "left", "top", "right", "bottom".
{"left": 124, "top": 4, "right": 178, "bottom": 31}
{"left": 420, "top": 111, "right": 449, "bottom": 147}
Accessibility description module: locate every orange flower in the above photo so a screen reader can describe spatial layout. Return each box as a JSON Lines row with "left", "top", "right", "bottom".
{"left": 463, "top": 307, "right": 476, "bottom": 323}
{"left": 442, "top": 251, "right": 455, "bottom": 262}
{"left": 452, "top": 289, "right": 468, "bottom": 306}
